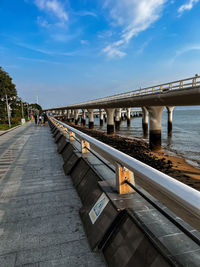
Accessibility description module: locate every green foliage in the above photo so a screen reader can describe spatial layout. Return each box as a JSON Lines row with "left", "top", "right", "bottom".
{"left": 0, "top": 67, "right": 43, "bottom": 122}
{"left": 0, "top": 67, "right": 17, "bottom": 119}
{"left": 29, "top": 103, "right": 43, "bottom": 115}
{"left": 0, "top": 67, "right": 17, "bottom": 98}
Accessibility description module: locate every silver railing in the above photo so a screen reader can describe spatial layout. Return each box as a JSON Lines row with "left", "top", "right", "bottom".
{"left": 50, "top": 116, "right": 200, "bottom": 219}
{"left": 68, "top": 75, "right": 200, "bottom": 108}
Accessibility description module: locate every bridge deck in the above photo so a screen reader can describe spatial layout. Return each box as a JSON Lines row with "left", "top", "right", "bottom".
{"left": 0, "top": 123, "right": 105, "bottom": 266}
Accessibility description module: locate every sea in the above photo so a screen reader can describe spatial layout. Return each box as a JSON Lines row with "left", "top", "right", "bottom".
{"left": 90, "top": 107, "right": 200, "bottom": 169}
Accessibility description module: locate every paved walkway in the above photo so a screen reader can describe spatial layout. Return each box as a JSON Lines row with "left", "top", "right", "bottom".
{"left": 0, "top": 123, "right": 105, "bottom": 266}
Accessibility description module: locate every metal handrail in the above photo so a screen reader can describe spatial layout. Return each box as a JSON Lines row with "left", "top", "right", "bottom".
{"left": 50, "top": 116, "right": 200, "bottom": 219}
{"left": 46, "top": 75, "right": 200, "bottom": 110}
{"left": 69, "top": 76, "right": 200, "bottom": 105}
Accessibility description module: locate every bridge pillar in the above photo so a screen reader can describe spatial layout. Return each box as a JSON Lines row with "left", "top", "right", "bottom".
{"left": 67, "top": 110, "right": 71, "bottom": 122}
{"left": 166, "top": 106, "right": 174, "bottom": 136}
{"left": 100, "top": 109, "right": 104, "bottom": 126}
{"left": 88, "top": 109, "right": 94, "bottom": 129}
{"left": 81, "top": 109, "right": 86, "bottom": 126}
{"left": 115, "top": 108, "right": 121, "bottom": 131}
{"left": 146, "top": 106, "right": 164, "bottom": 151}
{"left": 71, "top": 109, "right": 74, "bottom": 122}
{"left": 142, "top": 107, "right": 149, "bottom": 137}
{"left": 74, "top": 109, "right": 79, "bottom": 125}
{"left": 127, "top": 108, "right": 131, "bottom": 126}
{"left": 106, "top": 108, "right": 115, "bottom": 134}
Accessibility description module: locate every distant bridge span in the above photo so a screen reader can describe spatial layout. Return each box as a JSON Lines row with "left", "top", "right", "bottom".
{"left": 45, "top": 75, "right": 200, "bottom": 150}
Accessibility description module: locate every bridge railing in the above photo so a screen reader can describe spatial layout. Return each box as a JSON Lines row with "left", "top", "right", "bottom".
{"left": 68, "top": 75, "right": 200, "bottom": 108}
{"left": 50, "top": 116, "right": 200, "bottom": 220}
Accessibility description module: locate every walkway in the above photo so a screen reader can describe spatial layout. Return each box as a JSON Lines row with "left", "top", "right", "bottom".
{"left": 0, "top": 123, "right": 105, "bottom": 266}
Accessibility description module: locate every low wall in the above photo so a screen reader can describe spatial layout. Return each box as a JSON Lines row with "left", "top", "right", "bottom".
{"left": 48, "top": 120, "right": 200, "bottom": 267}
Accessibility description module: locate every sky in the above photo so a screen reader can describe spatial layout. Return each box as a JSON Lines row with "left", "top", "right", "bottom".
{"left": 1, "top": 0, "right": 200, "bottom": 109}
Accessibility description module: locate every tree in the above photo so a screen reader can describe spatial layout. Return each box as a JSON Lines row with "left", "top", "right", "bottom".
{"left": 29, "top": 103, "right": 43, "bottom": 115}
{"left": 0, "top": 67, "right": 17, "bottom": 98}
{"left": 0, "top": 67, "right": 17, "bottom": 119}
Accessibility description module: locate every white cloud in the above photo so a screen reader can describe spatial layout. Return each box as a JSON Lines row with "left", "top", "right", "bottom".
{"left": 170, "top": 44, "right": 200, "bottom": 63}
{"left": 103, "top": 45, "right": 126, "bottom": 58}
{"left": 103, "top": 0, "right": 166, "bottom": 58}
{"left": 34, "top": 0, "right": 68, "bottom": 24}
{"left": 178, "top": 0, "right": 199, "bottom": 14}
{"left": 80, "top": 40, "right": 89, "bottom": 45}
{"left": 16, "top": 42, "right": 77, "bottom": 56}
{"left": 37, "top": 16, "right": 51, "bottom": 28}
{"left": 77, "top": 10, "right": 97, "bottom": 17}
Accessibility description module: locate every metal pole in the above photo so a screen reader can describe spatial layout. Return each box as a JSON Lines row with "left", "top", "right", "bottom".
{"left": 5, "top": 95, "right": 11, "bottom": 128}
{"left": 21, "top": 101, "right": 24, "bottom": 119}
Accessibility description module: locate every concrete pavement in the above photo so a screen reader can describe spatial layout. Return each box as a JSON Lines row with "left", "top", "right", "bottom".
{"left": 0, "top": 123, "right": 105, "bottom": 266}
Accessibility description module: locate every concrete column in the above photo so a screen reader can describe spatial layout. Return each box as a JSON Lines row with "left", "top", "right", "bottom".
{"left": 74, "top": 109, "right": 79, "bottom": 125}
{"left": 166, "top": 106, "right": 174, "bottom": 136}
{"left": 115, "top": 108, "right": 121, "bottom": 131}
{"left": 127, "top": 108, "right": 131, "bottom": 126}
{"left": 142, "top": 107, "right": 149, "bottom": 137}
{"left": 146, "top": 106, "right": 164, "bottom": 151}
{"left": 81, "top": 109, "right": 86, "bottom": 126}
{"left": 88, "top": 109, "right": 94, "bottom": 129}
{"left": 67, "top": 110, "right": 71, "bottom": 122}
{"left": 70, "top": 109, "right": 74, "bottom": 122}
{"left": 100, "top": 109, "right": 104, "bottom": 126}
{"left": 106, "top": 108, "right": 115, "bottom": 134}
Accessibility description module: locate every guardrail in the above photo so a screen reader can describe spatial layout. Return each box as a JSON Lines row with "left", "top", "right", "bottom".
{"left": 50, "top": 116, "right": 200, "bottom": 220}
{"left": 68, "top": 75, "right": 200, "bottom": 108}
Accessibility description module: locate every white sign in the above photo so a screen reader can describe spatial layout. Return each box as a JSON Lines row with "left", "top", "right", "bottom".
{"left": 21, "top": 118, "right": 26, "bottom": 125}
{"left": 89, "top": 193, "right": 109, "bottom": 224}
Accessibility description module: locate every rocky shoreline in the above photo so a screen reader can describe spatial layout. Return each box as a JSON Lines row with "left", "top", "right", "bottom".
{"left": 68, "top": 123, "right": 200, "bottom": 192}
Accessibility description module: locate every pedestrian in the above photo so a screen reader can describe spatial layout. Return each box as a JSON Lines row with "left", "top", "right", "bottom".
{"left": 34, "top": 114, "right": 38, "bottom": 125}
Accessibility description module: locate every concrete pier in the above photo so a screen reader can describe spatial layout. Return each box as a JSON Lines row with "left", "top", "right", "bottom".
{"left": 81, "top": 109, "right": 86, "bottom": 126}
{"left": 115, "top": 108, "right": 121, "bottom": 131}
{"left": 142, "top": 107, "right": 149, "bottom": 137}
{"left": 106, "top": 108, "right": 115, "bottom": 134}
{"left": 127, "top": 108, "right": 131, "bottom": 126}
{"left": 100, "top": 109, "right": 104, "bottom": 126}
{"left": 147, "top": 106, "right": 164, "bottom": 151}
{"left": 67, "top": 110, "right": 71, "bottom": 122}
{"left": 74, "top": 109, "right": 79, "bottom": 125}
{"left": 167, "top": 106, "right": 174, "bottom": 136}
{"left": 71, "top": 109, "right": 74, "bottom": 122}
{"left": 88, "top": 109, "right": 94, "bottom": 129}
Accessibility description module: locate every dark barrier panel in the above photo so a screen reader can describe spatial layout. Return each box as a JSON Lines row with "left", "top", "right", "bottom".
{"left": 57, "top": 135, "right": 69, "bottom": 154}
{"left": 76, "top": 168, "right": 103, "bottom": 208}
{"left": 70, "top": 158, "right": 91, "bottom": 187}
{"left": 63, "top": 151, "right": 81, "bottom": 175}
{"left": 61, "top": 143, "right": 76, "bottom": 162}
{"left": 53, "top": 128, "right": 60, "bottom": 137}
{"left": 54, "top": 131, "right": 63, "bottom": 143}
{"left": 102, "top": 211, "right": 171, "bottom": 267}
{"left": 80, "top": 195, "right": 119, "bottom": 251}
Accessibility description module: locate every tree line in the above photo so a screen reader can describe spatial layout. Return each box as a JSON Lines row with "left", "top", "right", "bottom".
{"left": 0, "top": 67, "right": 42, "bottom": 122}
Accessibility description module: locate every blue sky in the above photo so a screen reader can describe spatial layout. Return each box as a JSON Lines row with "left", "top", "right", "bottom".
{"left": 1, "top": 0, "right": 200, "bottom": 108}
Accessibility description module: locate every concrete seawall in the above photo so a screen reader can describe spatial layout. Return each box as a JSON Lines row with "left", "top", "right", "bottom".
{"left": 49, "top": 119, "right": 200, "bottom": 267}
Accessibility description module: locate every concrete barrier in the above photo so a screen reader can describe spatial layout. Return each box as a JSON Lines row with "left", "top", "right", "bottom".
{"left": 51, "top": 120, "right": 200, "bottom": 267}
{"left": 57, "top": 135, "right": 68, "bottom": 154}
{"left": 63, "top": 151, "right": 81, "bottom": 175}
{"left": 54, "top": 131, "right": 63, "bottom": 143}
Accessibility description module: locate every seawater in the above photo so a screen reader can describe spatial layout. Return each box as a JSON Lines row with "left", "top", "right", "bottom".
{"left": 91, "top": 108, "right": 200, "bottom": 168}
